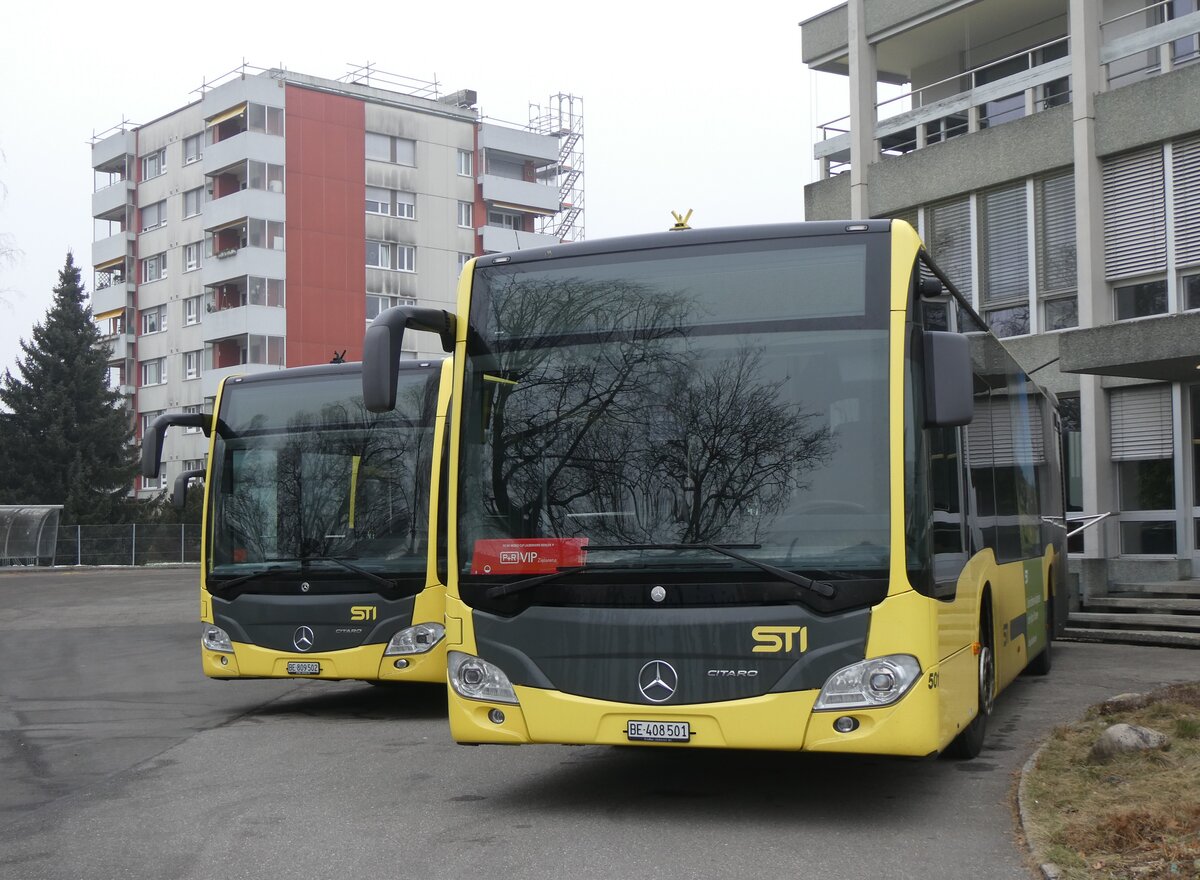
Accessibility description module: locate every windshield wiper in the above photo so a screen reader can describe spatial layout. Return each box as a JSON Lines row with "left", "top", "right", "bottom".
{"left": 264, "top": 555, "right": 396, "bottom": 591}
{"left": 481, "top": 559, "right": 665, "bottom": 599}
{"left": 587, "top": 543, "right": 836, "bottom": 599}
{"left": 208, "top": 566, "right": 289, "bottom": 594}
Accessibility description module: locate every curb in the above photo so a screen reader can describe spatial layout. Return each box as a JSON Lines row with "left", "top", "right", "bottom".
{"left": 1016, "top": 741, "right": 1062, "bottom": 880}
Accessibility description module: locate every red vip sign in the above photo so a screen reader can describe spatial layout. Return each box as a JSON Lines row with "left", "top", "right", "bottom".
{"left": 470, "top": 538, "right": 588, "bottom": 575}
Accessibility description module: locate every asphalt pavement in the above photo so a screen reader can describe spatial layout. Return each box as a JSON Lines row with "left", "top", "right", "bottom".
{"left": 1, "top": 567, "right": 1197, "bottom": 880}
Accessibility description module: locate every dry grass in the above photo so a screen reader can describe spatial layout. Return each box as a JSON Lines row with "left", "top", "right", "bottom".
{"left": 1022, "top": 682, "right": 1200, "bottom": 880}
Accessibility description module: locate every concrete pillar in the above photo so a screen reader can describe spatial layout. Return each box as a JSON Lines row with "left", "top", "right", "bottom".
{"left": 848, "top": 0, "right": 877, "bottom": 219}
{"left": 1069, "top": 0, "right": 1114, "bottom": 567}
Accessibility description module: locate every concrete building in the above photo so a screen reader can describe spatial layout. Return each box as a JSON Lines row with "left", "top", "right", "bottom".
{"left": 803, "top": 0, "right": 1200, "bottom": 643}
{"left": 90, "top": 66, "right": 583, "bottom": 497}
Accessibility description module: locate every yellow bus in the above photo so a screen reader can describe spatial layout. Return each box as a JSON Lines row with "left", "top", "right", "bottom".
{"left": 142, "top": 358, "right": 452, "bottom": 684}
{"left": 364, "top": 221, "right": 1065, "bottom": 757}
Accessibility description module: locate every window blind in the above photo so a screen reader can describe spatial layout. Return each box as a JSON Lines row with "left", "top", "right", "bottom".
{"left": 1036, "top": 173, "right": 1076, "bottom": 294}
{"left": 1110, "top": 385, "right": 1173, "bottom": 460}
{"left": 1103, "top": 147, "right": 1166, "bottom": 279}
{"left": 981, "top": 186, "right": 1029, "bottom": 304}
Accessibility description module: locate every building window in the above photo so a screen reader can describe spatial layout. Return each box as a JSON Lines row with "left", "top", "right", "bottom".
{"left": 366, "top": 294, "right": 418, "bottom": 322}
{"left": 1183, "top": 273, "right": 1200, "bottom": 310}
{"left": 246, "top": 161, "right": 285, "bottom": 193}
{"left": 366, "top": 241, "right": 392, "bottom": 269}
{"left": 979, "top": 185, "right": 1029, "bottom": 338}
{"left": 397, "top": 245, "right": 416, "bottom": 273}
{"left": 246, "top": 277, "right": 286, "bottom": 307}
{"left": 458, "top": 252, "right": 473, "bottom": 272}
{"left": 141, "top": 410, "right": 162, "bottom": 436}
{"left": 246, "top": 219, "right": 285, "bottom": 250}
{"left": 182, "top": 458, "right": 204, "bottom": 473}
{"left": 184, "top": 350, "right": 201, "bottom": 380}
{"left": 183, "top": 404, "right": 204, "bottom": 433}
{"left": 183, "top": 133, "right": 203, "bottom": 165}
{"left": 184, "top": 296, "right": 202, "bottom": 326}
{"left": 141, "top": 473, "right": 167, "bottom": 491}
{"left": 365, "top": 132, "right": 416, "bottom": 165}
{"left": 1036, "top": 173, "right": 1077, "bottom": 330}
{"left": 1114, "top": 279, "right": 1168, "bottom": 320}
{"left": 184, "top": 242, "right": 202, "bottom": 272}
{"left": 183, "top": 187, "right": 203, "bottom": 218}
{"left": 458, "top": 149, "right": 473, "bottom": 176}
{"left": 488, "top": 209, "right": 525, "bottom": 230}
{"left": 365, "top": 186, "right": 391, "bottom": 215}
{"left": 1111, "top": 385, "right": 1176, "bottom": 555}
{"left": 141, "top": 306, "right": 168, "bottom": 335}
{"left": 142, "top": 149, "right": 166, "bottom": 180}
{"left": 395, "top": 191, "right": 416, "bottom": 220}
{"left": 141, "top": 253, "right": 168, "bottom": 283}
{"left": 925, "top": 198, "right": 973, "bottom": 300}
{"left": 140, "top": 200, "right": 166, "bottom": 233}
{"left": 141, "top": 358, "right": 167, "bottom": 386}
{"left": 457, "top": 201, "right": 474, "bottom": 228}
{"left": 247, "top": 104, "right": 284, "bottom": 136}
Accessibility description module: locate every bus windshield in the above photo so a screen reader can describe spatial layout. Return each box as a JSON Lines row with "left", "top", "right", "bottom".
{"left": 460, "top": 234, "right": 892, "bottom": 587}
{"left": 209, "top": 366, "right": 438, "bottom": 581}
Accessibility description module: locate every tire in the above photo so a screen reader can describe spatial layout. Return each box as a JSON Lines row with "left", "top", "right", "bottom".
{"left": 945, "top": 602, "right": 995, "bottom": 760}
{"left": 1025, "top": 580, "right": 1054, "bottom": 677}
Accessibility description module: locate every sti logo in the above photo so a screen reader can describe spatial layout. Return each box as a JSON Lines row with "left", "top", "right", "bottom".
{"left": 751, "top": 625, "right": 809, "bottom": 654}
{"left": 500, "top": 550, "right": 538, "bottom": 565}
{"left": 350, "top": 605, "right": 377, "bottom": 622}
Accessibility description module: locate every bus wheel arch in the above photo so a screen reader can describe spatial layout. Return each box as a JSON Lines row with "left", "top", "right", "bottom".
{"left": 945, "top": 586, "right": 995, "bottom": 759}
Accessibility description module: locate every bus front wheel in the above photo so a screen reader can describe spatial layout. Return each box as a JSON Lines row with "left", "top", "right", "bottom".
{"left": 945, "top": 606, "right": 995, "bottom": 760}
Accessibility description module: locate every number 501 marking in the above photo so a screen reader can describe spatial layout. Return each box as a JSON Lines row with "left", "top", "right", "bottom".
{"left": 927, "top": 671, "right": 940, "bottom": 689}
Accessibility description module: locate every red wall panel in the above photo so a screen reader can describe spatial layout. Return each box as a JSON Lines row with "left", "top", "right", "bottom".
{"left": 284, "top": 85, "right": 365, "bottom": 366}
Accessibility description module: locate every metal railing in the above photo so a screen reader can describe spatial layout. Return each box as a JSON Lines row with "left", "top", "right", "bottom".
{"left": 53, "top": 524, "right": 201, "bottom": 567}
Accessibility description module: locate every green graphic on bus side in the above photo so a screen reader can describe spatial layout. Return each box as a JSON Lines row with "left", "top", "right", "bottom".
{"left": 1022, "top": 559, "right": 1045, "bottom": 655}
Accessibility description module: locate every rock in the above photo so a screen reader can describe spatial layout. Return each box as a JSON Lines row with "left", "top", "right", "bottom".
{"left": 1087, "top": 723, "right": 1170, "bottom": 764}
{"left": 1099, "top": 693, "right": 1151, "bottom": 715}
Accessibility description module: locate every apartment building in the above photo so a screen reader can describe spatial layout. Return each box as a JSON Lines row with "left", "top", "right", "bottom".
{"left": 90, "top": 67, "right": 583, "bottom": 497}
{"left": 802, "top": 0, "right": 1200, "bottom": 637}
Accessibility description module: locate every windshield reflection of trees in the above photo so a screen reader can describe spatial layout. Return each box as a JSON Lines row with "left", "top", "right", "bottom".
{"left": 473, "top": 275, "right": 844, "bottom": 550}
{"left": 216, "top": 386, "right": 434, "bottom": 569}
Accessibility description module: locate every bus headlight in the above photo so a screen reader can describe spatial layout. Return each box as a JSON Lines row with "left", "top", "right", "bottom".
{"left": 384, "top": 623, "right": 446, "bottom": 655}
{"left": 448, "top": 651, "right": 518, "bottom": 704}
{"left": 813, "top": 655, "right": 921, "bottom": 710}
{"left": 201, "top": 624, "right": 233, "bottom": 653}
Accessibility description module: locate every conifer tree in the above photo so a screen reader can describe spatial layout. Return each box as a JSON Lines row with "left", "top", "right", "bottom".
{"left": 0, "top": 251, "right": 136, "bottom": 522}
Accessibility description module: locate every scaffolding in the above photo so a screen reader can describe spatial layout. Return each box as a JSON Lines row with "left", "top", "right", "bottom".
{"left": 530, "top": 94, "right": 585, "bottom": 243}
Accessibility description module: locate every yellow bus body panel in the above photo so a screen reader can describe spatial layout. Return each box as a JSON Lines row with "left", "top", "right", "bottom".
{"left": 204, "top": 639, "right": 447, "bottom": 682}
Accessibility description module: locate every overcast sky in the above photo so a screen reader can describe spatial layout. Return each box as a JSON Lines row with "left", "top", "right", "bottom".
{"left": 0, "top": 0, "right": 845, "bottom": 378}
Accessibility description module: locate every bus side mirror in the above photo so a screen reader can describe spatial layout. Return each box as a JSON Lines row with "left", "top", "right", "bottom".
{"left": 363, "top": 306, "right": 456, "bottom": 412}
{"left": 924, "top": 331, "right": 974, "bottom": 428}
{"left": 141, "top": 412, "right": 210, "bottom": 478}
{"left": 172, "top": 469, "right": 205, "bottom": 509}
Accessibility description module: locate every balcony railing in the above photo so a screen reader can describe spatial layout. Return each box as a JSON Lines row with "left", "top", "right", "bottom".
{"left": 815, "top": 38, "right": 1071, "bottom": 177}
{"left": 813, "top": 8, "right": 1200, "bottom": 178}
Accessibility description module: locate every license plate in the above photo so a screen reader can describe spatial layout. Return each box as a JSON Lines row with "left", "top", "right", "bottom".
{"left": 627, "top": 720, "right": 691, "bottom": 742}
{"left": 286, "top": 661, "right": 320, "bottom": 675}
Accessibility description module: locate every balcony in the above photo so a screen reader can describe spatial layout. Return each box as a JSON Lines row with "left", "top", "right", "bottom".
{"left": 92, "top": 232, "right": 134, "bottom": 269}
{"left": 479, "top": 124, "right": 560, "bottom": 165}
{"left": 481, "top": 175, "right": 560, "bottom": 214}
{"left": 201, "top": 304, "right": 287, "bottom": 344}
{"left": 203, "top": 190, "right": 285, "bottom": 233}
{"left": 91, "top": 130, "right": 136, "bottom": 173}
{"left": 91, "top": 279, "right": 132, "bottom": 317}
{"left": 98, "top": 330, "right": 134, "bottom": 363}
{"left": 201, "top": 363, "right": 281, "bottom": 398}
{"left": 201, "top": 247, "right": 286, "bottom": 287}
{"left": 481, "top": 226, "right": 562, "bottom": 254}
{"left": 92, "top": 179, "right": 134, "bottom": 221}
{"left": 202, "top": 131, "right": 285, "bottom": 178}
{"left": 809, "top": 4, "right": 1200, "bottom": 178}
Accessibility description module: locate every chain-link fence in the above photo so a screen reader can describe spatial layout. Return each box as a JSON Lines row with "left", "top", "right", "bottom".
{"left": 52, "top": 524, "right": 201, "bottom": 566}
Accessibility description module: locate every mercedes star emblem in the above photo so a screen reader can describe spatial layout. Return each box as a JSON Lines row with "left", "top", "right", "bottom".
{"left": 650, "top": 585, "right": 666, "bottom": 603}
{"left": 638, "top": 660, "right": 679, "bottom": 703}
{"left": 293, "top": 626, "right": 315, "bottom": 652}
{"left": 300, "top": 582, "right": 311, "bottom": 593}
